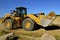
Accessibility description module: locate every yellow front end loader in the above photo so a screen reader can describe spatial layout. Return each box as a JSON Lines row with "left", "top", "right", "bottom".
{"left": 2, "top": 7, "right": 56, "bottom": 31}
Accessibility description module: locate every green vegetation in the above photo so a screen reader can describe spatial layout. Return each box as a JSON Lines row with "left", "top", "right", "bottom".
{"left": 55, "top": 36, "right": 60, "bottom": 40}
{"left": 56, "top": 15, "right": 60, "bottom": 16}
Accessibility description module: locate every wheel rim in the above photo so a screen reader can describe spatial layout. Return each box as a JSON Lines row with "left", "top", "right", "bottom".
{"left": 6, "top": 21, "right": 11, "bottom": 28}
{"left": 25, "top": 21, "right": 31, "bottom": 28}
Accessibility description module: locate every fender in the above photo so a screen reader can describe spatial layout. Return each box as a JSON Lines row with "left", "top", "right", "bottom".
{"left": 26, "top": 14, "right": 41, "bottom": 25}
{"left": 4, "top": 14, "right": 14, "bottom": 21}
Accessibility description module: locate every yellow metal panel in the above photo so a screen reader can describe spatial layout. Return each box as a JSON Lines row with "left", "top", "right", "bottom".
{"left": 4, "top": 14, "right": 14, "bottom": 20}
{"left": 27, "top": 14, "right": 41, "bottom": 25}
{"left": 4, "top": 14, "right": 11, "bottom": 19}
{"left": 15, "top": 17, "right": 20, "bottom": 20}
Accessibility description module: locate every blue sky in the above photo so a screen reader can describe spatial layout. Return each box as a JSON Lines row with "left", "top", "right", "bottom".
{"left": 0, "top": 0, "right": 60, "bottom": 17}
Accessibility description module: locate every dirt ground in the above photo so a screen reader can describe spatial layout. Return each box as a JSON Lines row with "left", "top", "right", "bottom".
{"left": 0, "top": 24, "right": 60, "bottom": 40}
{"left": 0, "top": 16, "right": 60, "bottom": 40}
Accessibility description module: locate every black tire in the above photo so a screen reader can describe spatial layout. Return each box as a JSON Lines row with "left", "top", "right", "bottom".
{"left": 4, "top": 19, "right": 14, "bottom": 30}
{"left": 22, "top": 18, "right": 35, "bottom": 31}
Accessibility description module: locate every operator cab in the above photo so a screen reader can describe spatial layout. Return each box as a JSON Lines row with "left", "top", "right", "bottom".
{"left": 15, "top": 7, "right": 27, "bottom": 17}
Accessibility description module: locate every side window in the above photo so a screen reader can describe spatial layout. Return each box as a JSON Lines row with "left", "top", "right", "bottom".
{"left": 22, "top": 10, "right": 25, "bottom": 14}
{"left": 18, "top": 10, "right": 21, "bottom": 13}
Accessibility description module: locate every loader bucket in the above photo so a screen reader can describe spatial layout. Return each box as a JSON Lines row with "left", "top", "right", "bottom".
{"left": 41, "top": 11, "right": 56, "bottom": 27}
